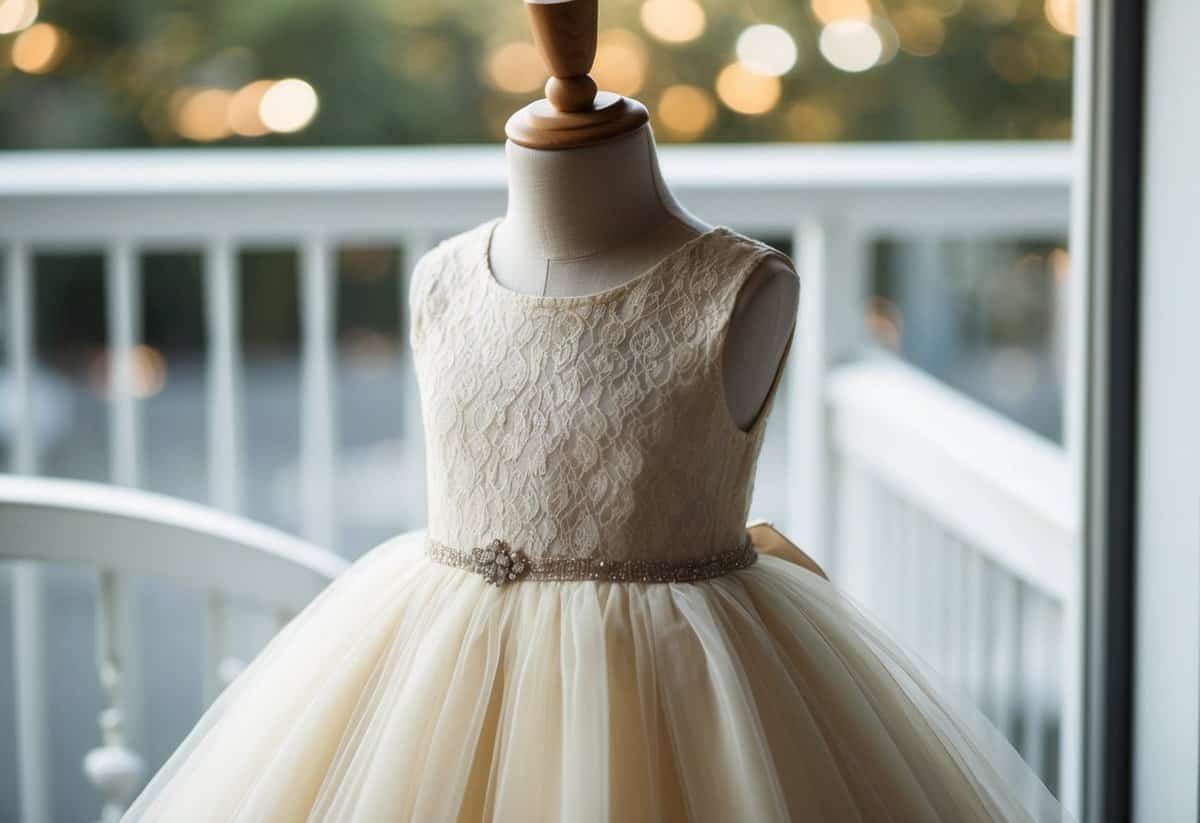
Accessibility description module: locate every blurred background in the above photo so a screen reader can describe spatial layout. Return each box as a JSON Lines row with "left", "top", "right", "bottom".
{"left": 0, "top": 0, "right": 1078, "bottom": 820}
{"left": 1, "top": 0, "right": 1074, "bottom": 147}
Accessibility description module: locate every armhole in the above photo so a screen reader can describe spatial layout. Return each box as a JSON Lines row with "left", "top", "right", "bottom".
{"left": 407, "top": 247, "right": 436, "bottom": 352}
{"left": 713, "top": 244, "right": 799, "bottom": 437}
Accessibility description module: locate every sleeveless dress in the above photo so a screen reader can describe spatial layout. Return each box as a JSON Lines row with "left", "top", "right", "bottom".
{"left": 124, "top": 219, "right": 1071, "bottom": 822}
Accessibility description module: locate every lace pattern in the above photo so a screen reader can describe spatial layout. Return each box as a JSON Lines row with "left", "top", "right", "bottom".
{"left": 410, "top": 218, "right": 793, "bottom": 567}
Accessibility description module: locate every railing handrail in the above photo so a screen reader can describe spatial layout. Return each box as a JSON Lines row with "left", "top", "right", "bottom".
{"left": 0, "top": 142, "right": 1071, "bottom": 198}
{"left": 0, "top": 475, "right": 347, "bottom": 610}
{"left": 827, "top": 357, "right": 1076, "bottom": 598}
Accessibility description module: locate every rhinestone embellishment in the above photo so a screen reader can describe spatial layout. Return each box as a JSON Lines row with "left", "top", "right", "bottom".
{"left": 425, "top": 534, "right": 757, "bottom": 585}
{"left": 471, "top": 538, "right": 529, "bottom": 587}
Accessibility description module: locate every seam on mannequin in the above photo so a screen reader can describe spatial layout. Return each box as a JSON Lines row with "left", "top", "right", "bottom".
{"left": 538, "top": 213, "right": 692, "bottom": 264}
{"left": 481, "top": 217, "right": 727, "bottom": 306}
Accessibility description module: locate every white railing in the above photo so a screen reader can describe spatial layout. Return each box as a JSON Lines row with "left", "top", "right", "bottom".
{"left": 0, "top": 476, "right": 346, "bottom": 823}
{"left": 827, "top": 359, "right": 1077, "bottom": 802}
{"left": 0, "top": 142, "right": 1077, "bottom": 820}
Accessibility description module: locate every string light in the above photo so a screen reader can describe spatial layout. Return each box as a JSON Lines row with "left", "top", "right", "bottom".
{"left": 592, "top": 29, "right": 647, "bottom": 97}
{"left": 715, "top": 62, "right": 781, "bottom": 116}
{"left": 1044, "top": 0, "right": 1078, "bottom": 36}
{"left": 11, "top": 21, "right": 65, "bottom": 73}
{"left": 893, "top": 7, "right": 946, "bottom": 57}
{"left": 487, "top": 42, "right": 545, "bottom": 93}
{"left": 173, "top": 88, "right": 234, "bottom": 142}
{"left": 819, "top": 20, "right": 883, "bottom": 73}
{"left": 811, "top": 0, "right": 870, "bottom": 24}
{"left": 259, "top": 78, "right": 319, "bottom": 134}
{"left": 658, "top": 84, "right": 716, "bottom": 139}
{"left": 639, "top": 0, "right": 705, "bottom": 44}
{"left": 0, "top": 0, "right": 37, "bottom": 34}
{"left": 736, "top": 25, "right": 798, "bottom": 77}
{"left": 227, "top": 80, "right": 274, "bottom": 137}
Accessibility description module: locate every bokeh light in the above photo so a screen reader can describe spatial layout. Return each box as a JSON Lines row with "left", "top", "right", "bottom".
{"left": 173, "top": 88, "right": 234, "bottom": 142}
{"left": 989, "top": 37, "right": 1039, "bottom": 85}
{"left": 639, "top": 0, "right": 705, "bottom": 44}
{"left": 736, "top": 24, "right": 798, "bottom": 77}
{"left": 658, "top": 84, "right": 716, "bottom": 139}
{"left": 715, "top": 62, "right": 781, "bottom": 116}
{"left": 785, "top": 99, "right": 844, "bottom": 141}
{"left": 874, "top": 16, "right": 901, "bottom": 64}
{"left": 866, "top": 296, "right": 904, "bottom": 351}
{"left": 1044, "top": 0, "right": 1078, "bottom": 36}
{"left": 977, "top": 0, "right": 1020, "bottom": 23}
{"left": 1049, "top": 247, "right": 1071, "bottom": 284}
{"left": 11, "top": 21, "right": 65, "bottom": 73}
{"left": 0, "top": 0, "right": 1076, "bottom": 148}
{"left": 0, "top": 0, "right": 37, "bottom": 34}
{"left": 88, "top": 344, "right": 169, "bottom": 399}
{"left": 259, "top": 78, "right": 319, "bottom": 134}
{"left": 819, "top": 21, "right": 883, "bottom": 73}
{"left": 227, "top": 80, "right": 274, "bottom": 137}
{"left": 593, "top": 29, "right": 647, "bottom": 97}
{"left": 487, "top": 41, "right": 545, "bottom": 94}
{"left": 893, "top": 7, "right": 945, "bottom": 57}
{"left": 811, "top": 0, "right": 871, "bottom": 25}
{"left": 927, "top": 0, "right": 965, "bottom": 16}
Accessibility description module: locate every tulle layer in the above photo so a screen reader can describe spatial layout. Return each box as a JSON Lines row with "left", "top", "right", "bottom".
{"left": 124, "top": 531, "right": 1070, "bottom": 822}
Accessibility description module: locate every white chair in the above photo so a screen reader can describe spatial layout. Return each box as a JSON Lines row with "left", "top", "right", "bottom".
{"left": 0, "top": 475, "right": 348, "bottom": 823}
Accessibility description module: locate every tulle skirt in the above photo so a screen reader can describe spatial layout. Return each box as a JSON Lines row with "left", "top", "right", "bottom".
{"left": 124, "top": 530, "right": 1071, "bottom": 822}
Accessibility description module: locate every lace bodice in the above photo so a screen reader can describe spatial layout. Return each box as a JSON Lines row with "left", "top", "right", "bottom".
{"left": 410, "top": 218, "right": 794, "bottom": 570}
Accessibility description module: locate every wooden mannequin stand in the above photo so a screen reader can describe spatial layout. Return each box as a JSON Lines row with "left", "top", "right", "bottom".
{"left": 506, "top": 0, "right": 649, "bottom": 149}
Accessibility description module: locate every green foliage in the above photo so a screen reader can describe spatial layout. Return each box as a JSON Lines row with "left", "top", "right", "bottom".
{"left": 0, "top": 0, "right": 1072, "bottom": 148}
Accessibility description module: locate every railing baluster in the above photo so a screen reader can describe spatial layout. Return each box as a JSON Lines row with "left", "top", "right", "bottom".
{"left": 922, "top": 522, "right": 948, "bottom": 673}
{"left": 7, "top": 242, "right": 51, "bottom": 823}
{"left": 204, "top": 237, "right": 243, "bottom": 514}
{"left": 990, "top": 573, "right": 1020, "bottom": 741}
{"left": 202, "top": 239, "right": 245, "bottom": 711}
{"left": 83, "top": 570, "right": 145, "bottom": 823}
{"left": 106, "top": 240, "right": 142, "bottom": 487}
{"left": 6, "top": 243, "right": 36, "bottom": 473}
{"left": 204, "top": 591, "right": 246, "bottom": 703}
{"left": 1021, "top": 589, "right": 1051, "bottom": 779}
{"left": 834, "top": 457, "right": 870, "bottom": 603}
{"left": 943, "top": 534, "right": 966, "bottom": 693}
{"left": 965, "top": 549, "right": 991, "bottom": 713}
{"left": 203, "top": 592, "right": 228, "bottom": 705}
{"left": 103, "top": 241, "right": 145, "bottom": 762}
{"left": 299, "top": 236, "right": 337, "bottom": 549}
{"left": 789, "top": 218, "right": 865, "bottom": 580}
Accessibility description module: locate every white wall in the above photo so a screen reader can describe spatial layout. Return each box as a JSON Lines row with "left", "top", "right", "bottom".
{"left": 1134, "top": 1, "right": 1200, "bottom": 819}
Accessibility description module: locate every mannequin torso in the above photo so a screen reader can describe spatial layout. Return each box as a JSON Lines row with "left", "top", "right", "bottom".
{"left": 489, "top": 124, "right": 799, "bottom": 430}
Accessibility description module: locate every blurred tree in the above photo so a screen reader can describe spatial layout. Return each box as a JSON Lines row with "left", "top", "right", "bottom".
{"left": 0, "top": 0, "right": 1072, "bottom": 149}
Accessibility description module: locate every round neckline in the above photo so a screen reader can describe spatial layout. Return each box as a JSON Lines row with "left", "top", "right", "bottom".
{"left": 480, "top": 217, "right": 730, "bottom": 306}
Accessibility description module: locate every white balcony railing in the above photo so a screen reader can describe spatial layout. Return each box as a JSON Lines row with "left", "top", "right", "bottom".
{"left": 0, "top": 142, "right": 1078, "bottom": 822}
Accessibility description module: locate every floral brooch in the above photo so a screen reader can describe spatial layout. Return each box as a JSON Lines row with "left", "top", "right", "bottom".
{"left": 471, "top": 538, "right": 530, "bottom": 587}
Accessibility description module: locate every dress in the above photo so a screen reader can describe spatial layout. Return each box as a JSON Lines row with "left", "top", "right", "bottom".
{"left": 124, "top": 218, "right": 1071, "bottom": 822}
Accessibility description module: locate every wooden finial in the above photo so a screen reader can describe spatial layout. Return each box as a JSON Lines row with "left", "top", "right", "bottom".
{"left": 505, "top": 0, "right": 649, "bottom": 150}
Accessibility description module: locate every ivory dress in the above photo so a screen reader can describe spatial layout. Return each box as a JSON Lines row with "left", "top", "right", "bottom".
{"left": 125, "top": 218, "right": 1070, "bottom": 822}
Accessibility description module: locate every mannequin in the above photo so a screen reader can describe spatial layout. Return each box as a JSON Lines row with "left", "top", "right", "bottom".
{"left": 493, "top": 0, "right": 800, "bottom": 430}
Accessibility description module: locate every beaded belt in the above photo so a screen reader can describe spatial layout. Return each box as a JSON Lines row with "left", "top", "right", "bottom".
{"left": 424, "top": 535, "right": 758, "bottom": 586}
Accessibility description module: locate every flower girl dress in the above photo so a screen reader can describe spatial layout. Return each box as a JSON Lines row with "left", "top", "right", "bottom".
{"left": 124, "top": 218, "right": 1070, "bottom": 822}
